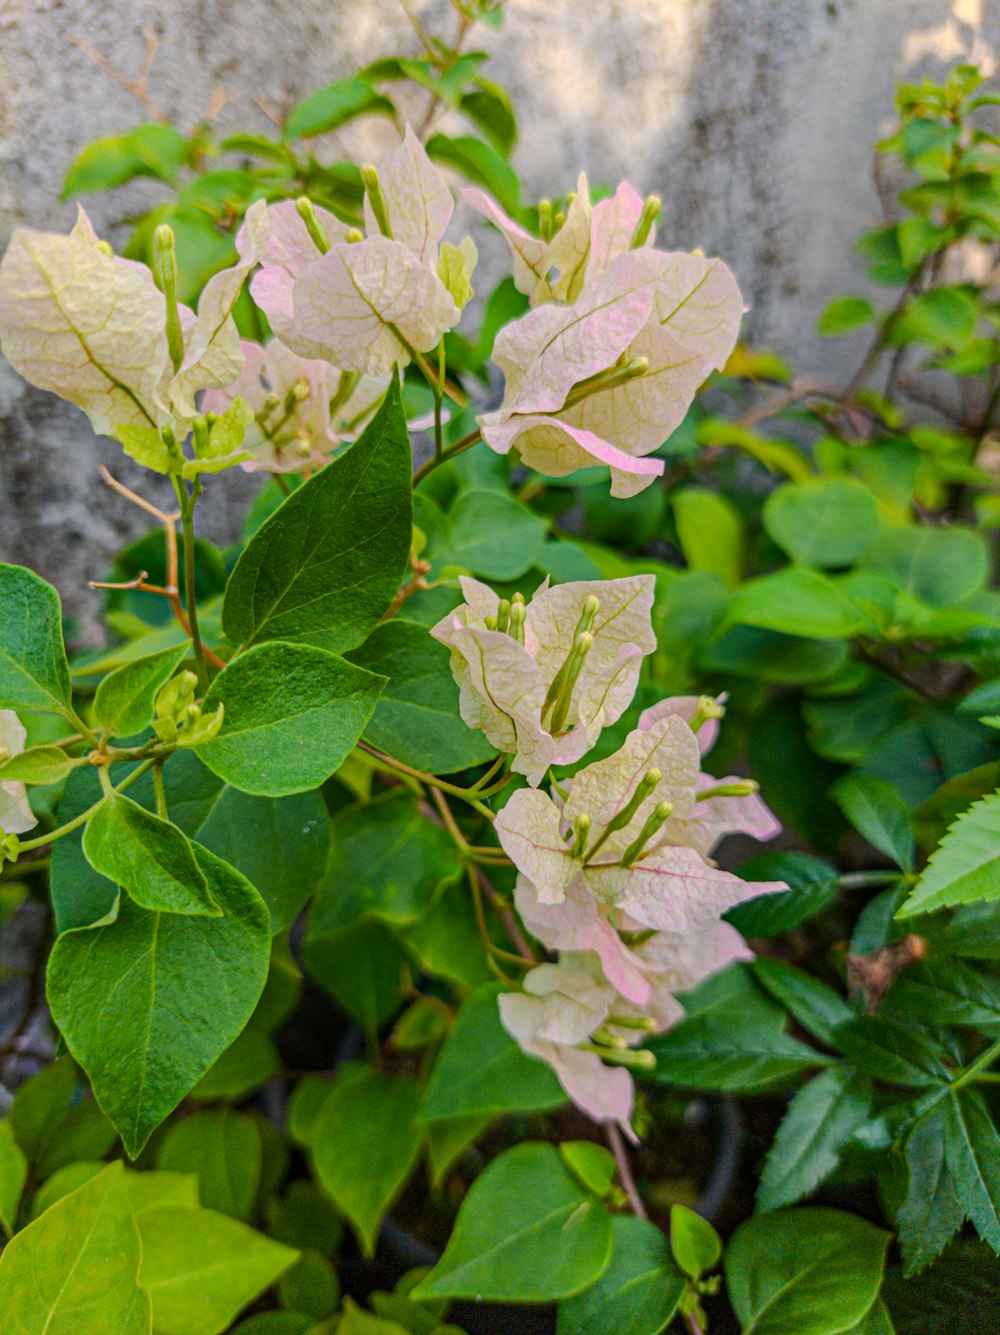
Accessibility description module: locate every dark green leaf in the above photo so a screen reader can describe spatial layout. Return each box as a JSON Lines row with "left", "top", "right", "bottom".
{"left": 302, "top": 915, "right": 413, "bottom": 1036}
{"left": 898, "top": 1103, "right": 965, "bottom": 1274}
{"left": 157, "top": 1109, "right": 262, "bottom": 1220}
{"left": 725, "top": 1207, "right": 890, "bottom": 1335}
{"left": 222, "top": 380, "right": 411, "bottom": 652}
{"left": 557, "top": 1215, "right": 684, "bottom": 1335}
{"left": 751, "top": 957, "right": 854, "bottom": 1047}
{"left": 942, "top": 1086, "right": 1000, "bottom": 1253}
{"left": 411, "top": 1142, "right": 614, "bottom": 1302}
{"left": 726, "top": 852, "right": 840, "bottom": 936}
{"left": 887, "top": 958, "right": 1000, "bottom": 1035}
{"left": 757, "top": 1068, "right": 874, "bottom": 1211}
{"left": 422, "top": 983, "right": 565, "bottom": 1120}
{"left": 47, "top": 845, "right": 270, "bottom": 1156}
{"left": 425, "top": 133, "right": 522, "bottom": 215}
{"left": 0, "top": 564, "right": 72, "bottom": 716}
{"left": 883, "top": 1240, "right": 1000, "bottom": 1335}
{"left": 312, "top": 1066, "right": 423, "bottom": 1255}
{"left": 83, "top": 791, "right": 219, "bottom": 916}
{"left": 94, "top": 643, "right": 190, "bottom": 739}
{"left": 196, "top": 642, "right": 384, "bottom": 797}
{"left": 833, "top": 774, "right": 916, "bottom": 872}
{"left": 835, "top": 1014, "right": 951, "bottom": 1087}
{"left": 648, "top": 1015, "right": 830, "bottom": 1092}
{"left": 346, "top": 618, "right": 496, "bottom": 773}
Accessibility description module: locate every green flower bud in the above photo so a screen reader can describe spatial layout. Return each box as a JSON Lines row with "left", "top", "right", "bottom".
{"left": 621, "top": 800, "right": 674, "bottom": 867}
{"left": 538, "top": 198, "right": 553, "bottom": 241}
{"left": 296, "top": 197, "right": 331, "bottom": 254}
{"left": 152, "top": 224, "right": 185, "bottom": 373}
{"left": 629, "top": 194, "right": 661, "bottom": 249}
{"left": 361, "top": 164, "right": 394, "bottom": 239}
{"left": 547, "top": 631, "right": 593, "bottom": 736}
{"left": 569, "top": 813, "right": 591, "bottom": 860}
{"left": 696, "top": 779, "right": 759, "bottom": 801}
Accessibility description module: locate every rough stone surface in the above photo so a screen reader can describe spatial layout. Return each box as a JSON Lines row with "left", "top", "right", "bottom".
{"left": 0, "top": 0, "right": 996, "bottom": 633}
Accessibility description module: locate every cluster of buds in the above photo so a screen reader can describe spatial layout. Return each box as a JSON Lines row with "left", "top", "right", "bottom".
{"left": 493, "top": 695, "right": 783, "bottom": 1134}
{"left": 151, "top": 673, "right": 224, "bottom": 747}
{"left": 431, "top": 574, "right": 656, "bottom": 784}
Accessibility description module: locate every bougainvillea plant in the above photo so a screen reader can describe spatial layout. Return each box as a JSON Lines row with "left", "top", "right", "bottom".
{"left": 1, "top": 8, "right": 1000, "bottom": 1331}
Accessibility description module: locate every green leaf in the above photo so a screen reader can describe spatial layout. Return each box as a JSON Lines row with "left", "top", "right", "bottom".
{"left": 189, "top": 1025, "right": 280, "bottom": 1101}
{"left": 338, "top": 1299, "right": 411, "bottom": 1335}
{"left": 266, "top": 1180, "right": 344, "bottom": 1254}
{"left": 648, "top": 1015, "right": 831, "bottom": 1092}
{"left": 559, "top": 1142, "right": 616, "bottom": 1198}
{"left": 834, "top": 1014, "right": 950, "bottom": 1087}
{"left": 898, "top": 1103, "right": 965, "bottom": 1274}
{"left": 727, "top": 568, "right": 867, "bottom": 639}
{"left": 157, "top": 1109, "right": 262, "bottom": 1220}
{"left": 882, "top": 1240, "right": 1000, "bottom": 1334}
{"left": 0, "top": 1162, "right": 151, "bottom": 1334}
{"left": 302, "top": 915, "right": 414, "bottom": 1036}
{"left": 763, "top": 478, "right": 880, "bottom": 568}
{"left": 670, "top": 1203, "right": 722, "bottom": 1280}
{"left": 817, "top": 296, "right": 876, "bottom": 336}
{"left": 425, "top": 1112, "right": 492, "bottom": 1188}
{"left": 557, "top": 1214, "right": 684, "bottom": 1335}
{"left": 460, "top": 82, "right": 517, "bottom": 152}
{"left": 0, "top": 744, "right": 81, "bottom": 785}
{"left": 284, "top": 77, "right": 395, "bottom": 140}
{"left": 137, "top": 1204, "right": 298, "bottom": 1335}
{"left": 277, "top": 1249, "right": 340, "bottom": 1319}
{"left": 0, "top": 564, "right": 72, "bottom": 716}
{"left": 83, "top": 790, "right": 220, "bottom": 916}
{"left": 757, "top": 1067, "right": 874, "bottom": 1211}
{"left": 863, "top": 527, "right": 988, "bottom": 607}
{"left": 672, "top": 488, "right": 744, "bottom": 586}
{"left": 844, "top": 1298, "right": 896, "bottom": 1334}
{"left": 95, "top": 644, "right": 190, "bottom": 739}
{"left": 8, "top": 1057, "right": 77, "bottom": 1162}
{"left": 411, "top": 1142, "right": 614, "bottom": 1302}
{"left": 726, "top": 852, "right": 840, "bottom": 937}
{"left": 898, "top": 791, "right": 1000, "bottom": 918}
{"left": 196, "top": 642, "right": 384, "bottom": 797}
{"left": 751, "top": 958, "right": 854, "bottom": 1048}
{"left": 308, "top": 791, "right": 461, "bottom": 938}
{"left": 0, "top": 1120, "right": 27, "bottom": 1235}
{"left": 312, "top": 1067, "right": 423, "bottom": 1256}
{"left": 725, "top": 1207, "right": 890, "bottom": 1335}
{"left": 425, "top": 488, "right": 548, "bottom": 580}
{"left": 222, "top": 380, "right": 411, "bottom": 652}
{"left": 833, "top": 774, "right": 915, "bottom": 871}
{"left": 346, "top": 618, "right": 497, "bottom": 773}
{"left": 47, "top": 845, "right": 270, "bottom": 1156}
{"left": 62, "top": 123, "right": 188, "bottom": 197}
{"left": 425, "top": 133, "right": 523, "bottom": 215}
{"left": 422, "top": 982, "right": 565, "bottom": 1120}
{"left": 904, "top": 287, "right": 979, "bottom": 349}
{"left": 941, "top": 1086, "right": 1000, "bottom": 1253}
{"left": 887, "top": 958, "right": 1000, "bottom": 1034}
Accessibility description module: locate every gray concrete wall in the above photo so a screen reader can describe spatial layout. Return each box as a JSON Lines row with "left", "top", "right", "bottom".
{"left": 0, "top": 0, "right": 996, "bottom": 633}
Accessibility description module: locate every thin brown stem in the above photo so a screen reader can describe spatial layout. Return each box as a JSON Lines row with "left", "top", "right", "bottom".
{"left": 472, "top": 866, "right": 537, "bottom": 962}
{"left": 605, "top": 1122, "right": 647, "bottom": 1219}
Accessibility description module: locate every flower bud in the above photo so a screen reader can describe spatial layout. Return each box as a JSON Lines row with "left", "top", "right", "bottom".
{"left": 495, "top": 599, "right": 511, "bottom": 635}
{"left": 690, "top": 695, "right": 726, "bottom": 732}
{"left": 697, "top": 779, "right": 759, "bottom": 801}
{"left": 96, "top": 240, "right": 114, "bottom": 257}
{"left": 579, "top": 1041, "right": 656, "bottom": 1070}
{"left": 584, "top": 767, "right": 663, "bottom": 864}
{"left": 537, "top": 198, "right": 553, "bottom": 241}
{"left": 547, "top": 631, "right": 593, "bottom": 736}
{"left": 508, "top": 599, "right": 526, "bottom": 646}
{"left": 296, "top": 197, "right": 331, "bottom": 255}
{"left": 361, "top": 165, "right": 394, "bottom": 239}
{"left": 345, "top": 228, "right": 364, "bottom": 244}
{"left": 152, "top": 224, "right": 185, "bottom": 373}
{"left": 621, "top": 800, "right": 674, "bottom": 867}
{"left": 629, "top": 194, "right": 661, "bottom": 249}
{"left": 569, "top": 812, "right": 591, "bottom": 860}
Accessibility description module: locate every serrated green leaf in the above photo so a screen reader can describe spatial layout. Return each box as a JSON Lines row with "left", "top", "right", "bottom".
{"left": 898, "top": 1103, "right": 965, "bottom": 1274}
{"left": 196, "top": 642, "right": 384, "bottom": 797}
{"left": 94, "top": 643, "right": 190, "bottom": 739}
{"left": 726, "top": 852, "right": 841, "bottom": 936}
{"left": 757, "top": 1067, "right": 873, "bottom": 1211}
{"left": 898, "top": 791, "right": 1000, "bottom": 917}
{"left": 222, "top": 380, "right": 411, "bottom": 652}
{"left": 941, "top": 1086, "right": 1000, "bottom": 1253}
{"left": 648, "top": 1014, "right": 831, "bottom": 1091}
{"left": 47, "top": 845, "right": 270, "bottom": 1156}
{"left": 834, "top": 1014, "right": 951, "bottom": 1088}
{"left": 411, "top": 1142, "right": 614, "bottom": 1302}
{"left": 0, "top": 564, "right": 72, "bottom": 716}
{"left": 752, "top": 957, "right": 855, "bottom": 1047}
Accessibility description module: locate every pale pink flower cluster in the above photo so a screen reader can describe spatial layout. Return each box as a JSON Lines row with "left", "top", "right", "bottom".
{"left": 445, "top": 581, "right": 785, "bottom": 1135}
{"left": 465, "top": 176, "right": 745, "bottom": 496}
{"left": 0, "top": 711, "right": 37, "bottom": 837}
